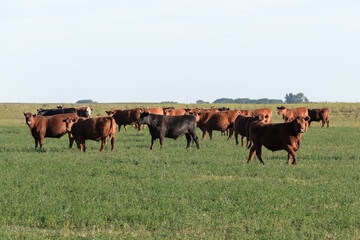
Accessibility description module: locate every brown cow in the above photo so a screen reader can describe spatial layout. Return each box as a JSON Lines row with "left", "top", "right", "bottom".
{"left": 247, "top": 116, "right": 310, "bottom": 165}
{"left": 277, "top": 106, "right": 308, "bottom": 122}
{"left": 23, "top": 112, "right": 78, "bottom": 149}
{"left": 106, "top": 108, "right": 142, "bottom": 132}
{"left": 308, "top": 108, "right": 329, "bottom": 127}
{"left": 164, "top": 108, "right": 191, "bottom": 116}
{"left": 234, "top": 114, "right": 267, "bottom": 147}
{"left": 191, "top": 110, "right": 241, "bottom": 140}
{"left": 142, "top": 107, "right": 164, "bottom": 115}
{"left": 63, "top": 117, "right": 116, "bottom": 152}
{"left": 253, "top": 108, "right": 273, "bottom": 123}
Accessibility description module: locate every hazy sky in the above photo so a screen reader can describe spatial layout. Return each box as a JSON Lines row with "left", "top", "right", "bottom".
{"left": 1, "top": 0, "right": 359, "bottom": 103}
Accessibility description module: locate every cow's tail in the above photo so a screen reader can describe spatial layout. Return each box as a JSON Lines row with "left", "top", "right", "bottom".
{"left": 108, "top": 117, "right": 116, "bottom": 139}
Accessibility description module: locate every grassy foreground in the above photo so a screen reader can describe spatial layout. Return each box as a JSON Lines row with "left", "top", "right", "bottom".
{"left": 0, "top": 103, "right": 359, "bottom": 239}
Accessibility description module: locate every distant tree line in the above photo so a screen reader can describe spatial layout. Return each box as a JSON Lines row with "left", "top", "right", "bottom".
{"left": 196, "top": 93, "right": 309, "bottom": 104}
{"left": 211, "top": 98, "right": 283, "bottom": 104}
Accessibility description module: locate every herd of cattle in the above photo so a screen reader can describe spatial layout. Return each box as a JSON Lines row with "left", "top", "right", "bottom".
{"left": 23, "top": 105, "right": 330, "bottom": 165}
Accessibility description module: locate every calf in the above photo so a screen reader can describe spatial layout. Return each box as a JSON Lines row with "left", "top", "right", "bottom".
{"left": 136, "top": 112, "right": 200, "bottom": 150}
{"left": 63, "top": 117, "right": 116, "bottom": 152}
{"left": 234, "top": 114, "right": 267, "bottom": 147}
{"left": 247, "top": 116, "right": 310, "bottom": 165}
{"left": 308, "top": 108, "right": 329, "bottom": 127}
{"left": 23, "top": 112, "right": 77, "bottom": 149}
{"left": 106, "top": 108, "right": 142, "bottom": 132}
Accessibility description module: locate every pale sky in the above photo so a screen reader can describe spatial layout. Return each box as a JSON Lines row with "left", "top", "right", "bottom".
{"left": 1, "top": 0, "right": 359, "bottom": 103}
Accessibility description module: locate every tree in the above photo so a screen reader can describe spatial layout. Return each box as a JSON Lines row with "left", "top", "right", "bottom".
{"left": 76, "top": 99, "right": 97, "bottom": 104}
{"left": 196, "top": 100, "right": 209, "bottom": 104}
{"left": 284, "top": 93, "right": 309, "bottom": 104}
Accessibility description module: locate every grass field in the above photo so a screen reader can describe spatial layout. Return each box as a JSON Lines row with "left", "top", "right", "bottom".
{"left": 0, "top": 103, "right": 359, "bottom": 239}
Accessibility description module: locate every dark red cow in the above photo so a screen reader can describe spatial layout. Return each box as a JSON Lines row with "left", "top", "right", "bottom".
{"left": 191, "top": 110, "right": 241, "bottom": 140}
{"left": 23, "top": 112, "right": 78, "bottom": 149}
{"left": 234, "top": 114, "right": 267, "bottom": 147}
{"left": 308, "top": 108, "right": 330, "bottom": 127}
{"left": 63, "top": 116, "right": 116, "bottom": 152}
{"left": 247, "top": 116, "right": 310, "bottom": 165}
{"left": 106, "top": 108, "right": 142, "bottom": 132}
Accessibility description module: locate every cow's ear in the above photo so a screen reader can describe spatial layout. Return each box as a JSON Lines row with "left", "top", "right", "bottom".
{"left": 23, "top": 112, "right": 26, "bottom": 116}
{"left": 265, "top": 115, "right": 269, "bottom": 118}
{"left": 305, "top": 116, "right": 310, "bottom": 121}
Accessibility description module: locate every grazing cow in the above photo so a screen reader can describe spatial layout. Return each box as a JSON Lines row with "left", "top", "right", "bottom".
{"left": 142, "top": 107, "right": 164, "bottom": 115}
{"left": 37, "top": 108, "right": 77, "bottom": 116}
{"left": 164, "top": 108, "right": 191, "bottom": 116}
{"left": 253, "top": 108, "right": 273, "bottom": 123}
{"left": 57, "top": 106, "right": 92, "bottom": 118}
{"left": 247, "top": 116, "right": 310, "bottom": 165}
{"left": 63, "top": 117, "right": 116, "bottom": 152}
{"left": 136, "top": 112, "right": 200, "bottom": 150}
{"left": 234, "top": 114, "right": 267, "bottom": 147}
{"left": 23, "top": 112, "right": 78, "bottom": 149}
{"left": 191, "top": 110, "right": 241, "bottom": 141}
{"left": 105, "top": 108, "right": 142, "bottom": 132}
{"left": 308, "top": 108, "right": 330, "bottom": 127}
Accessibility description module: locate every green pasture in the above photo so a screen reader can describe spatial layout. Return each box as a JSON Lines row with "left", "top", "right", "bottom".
{"left": 0, "top": 103, "right": 359, "bottom": 239}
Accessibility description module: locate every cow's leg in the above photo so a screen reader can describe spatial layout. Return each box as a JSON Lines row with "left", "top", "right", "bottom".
{"left": 150, "top": 137, "right": 156, "bottom": 150}
{"left": 327, "top": 118, "right": 329, "bottom": 127}
{"left": 159, "top": 136, "right": 164, "bottom": 149}
{"left": 185, "top": 133, "right": 191, "bottom": 149}
{"left": 100, "top": 138, "right": 107, "bottom": 152}
{"left": 82, "top": 141, "right": 86, "bottom": 152}
{"left": 110, "top": 136, "right": 115, "bottom": 151}
{"left": 255, "top": 146, "right": 264, "bottom": 164}
{"left": 227, "top": 128, "right": 234, "bottom": 141}
{"left": 201, "top": 130, "right": 207, "bottom": 141}
{"left": 248, "top": 146, "right": 256, "bottom": 164}
{"left": 235, "top": 132, "right": 239, "bottom": 145}
{"left": 208, "top": 130, "right": 213, "bottom": 140}
{"left": 35, "top": 139, "right": 39, "bottom": 149}
{"left": 285, "top": 146, "right": 297, "bottom": 165}
{"left": 321, "top": 119, "right": 325, "bottom": 128}
{"left": 68, "top": 135, "right": 74, "bottom": 149}
{"left": 124, "top": 125, "right": 127, "bottom": 131}
{"left": 190, "top": 131, "right": 200, "bottom": 149}
{"left": 39, "top": 138, "right": 44, "bottom": 149}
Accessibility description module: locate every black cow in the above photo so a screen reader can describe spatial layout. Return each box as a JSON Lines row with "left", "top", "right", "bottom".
{"left": 136, "top": 112, "right": 200, "bottom": 150}
{"left": 37, "top": 108, "right": 77, "bottom": 116}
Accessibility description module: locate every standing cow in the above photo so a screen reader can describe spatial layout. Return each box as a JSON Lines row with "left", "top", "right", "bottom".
{"left": 191, "top": 110, "right": 241, "bottom": 141}
{"left": 63, "top": 117, "right": 116, "bottom": 152}
{"left": 24, "top": 112, "right": 77, "bottom": 149}
{"left": 247, "top": 116, "right": 310, "bottom": 165}
{"left": 136, "top": 112, "right": 200, "bottom": 150}
{"left": 308, "top": 108, "right": 330, "bottom": 127}
{"left": 234, "top": 114, "right": 267, "bottom": 147}
{"left": 106, "top": 108, "right": 142, "bottom": 132}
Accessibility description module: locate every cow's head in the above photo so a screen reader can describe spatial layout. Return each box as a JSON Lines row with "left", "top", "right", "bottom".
{"left": 254, "top": 114, "right": 268, "bottom": 122}
{"left": 163, "top": 109, "right": 173, "bottom": 116}
{"left": 137, "top": 111, "right": 150, "bottom": 125}
{"left": 277, "top": 106, "right": 286, "bottom": 115}
{"left": 57, "top": 106, "right": 65, "bottom": 109}
{"left": 24, "top": 112, "right": 35, "bottom": 127}
{"left": 105, "top": 110, "right": 116, "bottom": 117}
{"left": 188, "top": 109, "right": 204, "bottom": 123}
{"left": 293, "top": 116, "right": 310, "bottom": 133}
{"left": 62, "top": 117, "right": 79, "bottom": 133}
